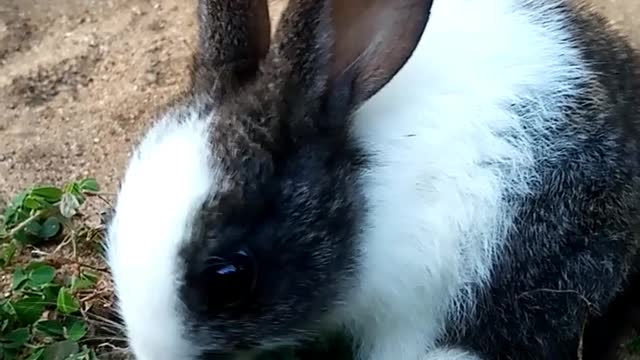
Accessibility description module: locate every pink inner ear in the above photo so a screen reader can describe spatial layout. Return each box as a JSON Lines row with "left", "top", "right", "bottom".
{"left": 331, "top": 1, "right": 382, "bottom": 78}
{"left": 248, "top": 0, "right": 273, "bottom": 62}
{"left": 329, "top": 0, "right": 433, "bottom": 104}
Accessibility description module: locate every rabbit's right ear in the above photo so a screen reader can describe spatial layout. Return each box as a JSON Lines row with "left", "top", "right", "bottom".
{"left": 268, "top": 0, "right": 433, "bottom": 128}
{"left": 329, "top": 0, "right": 433, "bottom": 106}
{"left": 191, "top": 0, "right": 271, "bottom": 96}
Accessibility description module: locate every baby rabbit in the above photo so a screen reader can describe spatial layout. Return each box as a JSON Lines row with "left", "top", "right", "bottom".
{"left": 105, "top": 0, "right": 640, "bottom": 359}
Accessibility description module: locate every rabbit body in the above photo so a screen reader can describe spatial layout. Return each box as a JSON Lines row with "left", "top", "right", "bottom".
{"left": 106, "top": 0, "right": 640, "bottom": 360}
{"left": 340, "top": 1, "right": 640, "bottom": 359}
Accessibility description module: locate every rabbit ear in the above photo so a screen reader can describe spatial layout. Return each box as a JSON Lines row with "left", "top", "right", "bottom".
{"left": 329, "top": 0, "right": 433, "bottom": 106}
{"left": 191, "top": 0, "right": 271, "bottom": 95}
{"left": 268, "top": 0, "right": 432, "bottom": 119}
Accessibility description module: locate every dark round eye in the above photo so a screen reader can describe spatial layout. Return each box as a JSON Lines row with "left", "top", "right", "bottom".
{"left": 201, "top": 247, "right": 257, "bottom": 309}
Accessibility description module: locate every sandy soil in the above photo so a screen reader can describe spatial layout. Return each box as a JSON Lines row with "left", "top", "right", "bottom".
{"left": 0, "top": 0, "right": 291, "bottom": 205}
{"left": 0, "top": 0, "right": 638, "bottom": 358}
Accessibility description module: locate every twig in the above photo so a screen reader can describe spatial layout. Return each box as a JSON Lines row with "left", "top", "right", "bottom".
{"left": 80, "top": 289, "right": 111, "bottom": 303}
{"left": 90, "top": 337, "right": 129, "bottom": 343}
{"left": 96, "top": 194, "right": 114, "bottom": 208}
{"left": 52, "top": 236, "right": 72, "bottom": 255}
{"left": 71, "top": 230, "right": 78, "bottom": 260}
{"left": 88, "top": 192, "right": 117, "bottom": 198}
{"left": 30, "top": 249, "right": 109, "bottom": 272}
{"left": 94, "top": 342, "right": 131, "bottom": 354}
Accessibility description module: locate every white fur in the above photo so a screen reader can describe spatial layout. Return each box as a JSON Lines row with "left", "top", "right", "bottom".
{"left": 340, "top": 1, "right": 587, "bottom": 360}
{"left": 106, "top": 105, "right": 219, "bottom": 360}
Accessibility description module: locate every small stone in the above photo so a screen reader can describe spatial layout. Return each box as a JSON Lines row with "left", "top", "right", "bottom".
{"left": 144, "top": 72, "right": 158, "bottom": 84}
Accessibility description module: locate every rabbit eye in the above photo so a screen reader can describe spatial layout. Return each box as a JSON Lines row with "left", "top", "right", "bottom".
{"left": 202, "top": 247, "right": 257, "bottom": 309}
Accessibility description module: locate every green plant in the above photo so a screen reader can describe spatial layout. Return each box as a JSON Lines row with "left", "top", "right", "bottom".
{"left": 1, "top": 262, "right": 99, "bottom": 359}
{"left": 0, "top": 178, "right": 100, "bottom": 268}
{"left": 0, "top": 178, "right": 114, "bottom": 360}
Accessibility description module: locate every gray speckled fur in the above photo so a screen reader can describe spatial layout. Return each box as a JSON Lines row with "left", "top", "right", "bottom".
{"left": 443, "top": 2, "right": 640, "bottom": 359}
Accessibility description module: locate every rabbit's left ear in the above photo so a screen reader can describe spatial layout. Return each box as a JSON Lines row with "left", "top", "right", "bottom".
{"left": 192, "top": 0, "right": 272, "bottom": 95}
{"left": 329, "top": 0, "right": 434, "bottom": 106}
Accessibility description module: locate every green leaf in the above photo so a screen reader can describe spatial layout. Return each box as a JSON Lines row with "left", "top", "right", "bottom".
{"left": 77, "top": 179, "right": 99, "bottom": 193}
{"left": 25, "top": 262, "right": 48, "bottom": 272}
{"left": 70, "top": 272, "right": 97, "bottom": 292}
{"left": 4, "top": 192, "right": 28, "bottom": 226}
{"left": 11, "top": 228, "right": 32, "bottom": 244}
{"left": 35, "top": 320, "right": 65, "bottom": 337}
{"left": 3, "top": 204, "right": 20, "bottom": 225}
{"left": 30, "top": 187, "right": 63, "bottom": 204}
{"left": 42, "top": 340, "right": 79, "bottom": 360}
{"left": 628, "top": 337, "right": 640, "bottom": 354}
{"left": 56, "top": 288, "right": 80, "bottom": 314}
{"left": 11, "top": 267, "right": 28, "bottom": 291}
{"left": 38, "top": 217, "right": 61, "bottom": 239}
{"left": 0, "top": 243, "right": 16, "bottom": 268}
{"left": 1, "top": 348, "right": 18, "bottom": 360}
{"left": 65, "top": 346, "right": 96, "bottom": 360}
{"left": 30, "top": 261, "right": 54, "bottom": 271}
{"left": 25, "top": 347, "right": 45, "bottom": 360}
{"left": 41, "top": 284, "right": 62, "bottom": 304}
{"left": 59, "top": 193, "right": 80, "bottom": 219}
{"left": 24, "top": 220, "right": 43, "bottom": 236}
{"left": 13, "top": 296, "right": 45, "bottom": 324}
{"left": 62, "top": 182, "right": 80, "bottom": 195}
{"left": 28, "top": 265, "right": 56, "bottom": 288}
{"left": 65, "top": 320, "right": 86, "bottom": 342}
{"left": 62, "top": 183, "right": 85, "bottom": 206}
{"left": 0, "top": 347, "right": 18, "bottom": 360}
{"left": 0, "top": 300, "right": 16, "bottom": 318}
{"left": 22, "top": 196, "right": 46, "bottom": 211}
{"left": 0, "top": 327, "right": 29, "bottom": 349}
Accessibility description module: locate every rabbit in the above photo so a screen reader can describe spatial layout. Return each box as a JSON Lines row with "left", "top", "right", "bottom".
{"left": 104, "top": 0, "right": 640, "bottom": 359}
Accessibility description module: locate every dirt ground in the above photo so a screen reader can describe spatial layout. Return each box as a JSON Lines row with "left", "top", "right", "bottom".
{"left": 0, "top": 0, "right": 288, "bottom": 205}
{"left": 0, "top": 0, "right": 639, "bottom": 358}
